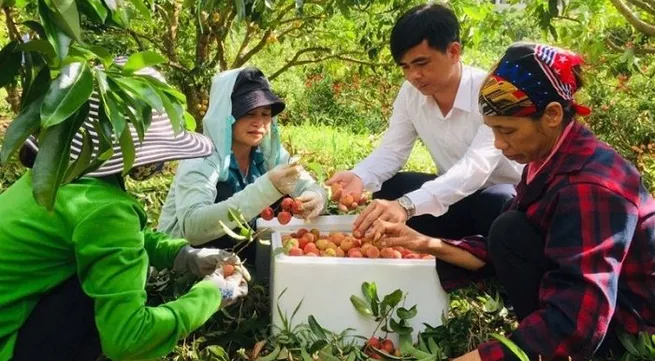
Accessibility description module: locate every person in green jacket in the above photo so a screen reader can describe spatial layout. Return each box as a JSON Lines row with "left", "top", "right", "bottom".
{"left": 157, "top": 67, "right": 328, "bottom": 262}
{"left": 0, "top": 62, "right": 250, "bottom": 361}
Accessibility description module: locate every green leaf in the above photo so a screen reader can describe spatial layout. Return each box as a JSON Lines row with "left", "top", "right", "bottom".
{"left": 490, "top": 334, "right": 530, "bottom": 361}
{"left": 381, "top": 289, "right": 403, "bottom": 309}
{"left": 427, "top": 337, "right": 440, "bottom": 355}
{"left": 361, "top": 281, "right": 378, "bottom": 303}
{"left": 32, "top": 103, "right": 89, "bottom": 210}
{"left": 350, "top": 295, "right": 373, "bottom": 317}
{"left": 21, "top": 67, "right": 51, "bottom": 111}
{"left": 48, "top": 0, "right": 82, "bottom": 42}
{"left": 305, "top": 162, "right": 325, "bottom": 183}
{"left": 95, "top": 70, "right": 126, "bottom": 136}
{"left": 548, "top": 0, "right": 558, "bottom": 16}
{"left": 317, "top": 349, "right": 340, "bottom": 361}
{"left": 399, "top": 333, "right": 432, "bottom": 359}
{"left": 219, "top": 221, "right": 248, "bottom": 241}
{"left": 0, "top": 96, "right": 45, "bottom": 164}
{"left": 22, "top": 21, "right": 48, "bottom": 39}
{"left": 300, "top": 349, "right": 314, "bottom": 361}
{"left": 110, "top": 76, "right": 164, "bottom": 112}
{"left": 62, "top": 127, "right": 93, "bottom": 183}
{"left": 118, "top": 125, "right": 135, "bottom": 174}
{"left": 129, "top": 0, "right": 151, "bottom": 19}
{"left": 78, "top": 0, "right": 108, "bottom": 22}
{"left": 389, "top": 318, "right": 413, "bottom": 335}
{"left": 0, "top": 41, "right": 22, "bottom": 89}
{"left": 309, "top": 340, "right": 329, "bottom": 354}
{"left": 184, "top": 111, "right": 197, "bottom": 131}
{"left": 156, "top": 89, "right": 184, "bottom": 133}
{"left": 39, "top": 0, "right": 71, "bottom": 60}
{"left": 123, "top": 51, "right": 166, "bottom": 73}
{"left": 308, "top": 315, "right": 327, "bottom": 340}
{"left": 234, "top": 0, "right": 245, "bottom": 20}
{"left": 17, "top": 39, "right": 57, "bottom": 64}
{"left": 41, "top": 61, "right": 93, "bottom": 129}
{"left": 397, "top": 305, "right": 417, "bottom": 320}
{"left": 227, "top": 208, "right": 246, "bottom": 229}
{"left": 256, "top": 345, "right": 280, "bottom": 361}
{"left": 88, "top": 46, "right": 113, "bottom": 68}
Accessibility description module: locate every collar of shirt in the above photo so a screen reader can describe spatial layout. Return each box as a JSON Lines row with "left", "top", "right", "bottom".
{"left": 228, "top": 147, "right": 266, "bottom": 190}
{"left": 421, "top": 63, "right": 474, "bottom": 119}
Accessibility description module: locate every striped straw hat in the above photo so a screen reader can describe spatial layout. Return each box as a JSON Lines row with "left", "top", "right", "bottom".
{"left": 25, "top": 58, "right": 213, "bottom": 177}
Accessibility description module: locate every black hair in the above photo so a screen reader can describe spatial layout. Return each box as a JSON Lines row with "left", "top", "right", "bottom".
{"left": 530, "top": 65, "right": 584, "bottom": 123}
{"left": 390, "top": 3, "right": 460, "bottom": 64}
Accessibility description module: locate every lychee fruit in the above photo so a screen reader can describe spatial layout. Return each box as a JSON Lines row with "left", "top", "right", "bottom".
{"left": 326, "top": 241, "right": 338, "bottom": 250}
{"left": 340, "top": 238, "right": 354, "bottom": 252}
{"left": 348, "top": 250, "right": 363, "bottom": 258}
{"left": 322, "top": 248, "right": 337, "bottom": 257}
{"left": 315, "top": 239, "right": 329, "bottom": 250}
{"left": 335, "top": 248, "right": 345, "bottom": 257}
{"left": 288, "top": 247, "right": 303, "bottom": 256}
{"left": 260, "top": 207, "right": 274, "bottom": 221}
{"left": 284, "top": 238, "right": 299, "bottom": 248}
{"left": 297, "top": 228, "right": 309, "bottom": 237}
{"left": 381, "top": 339, "right": 394, "bottom": 354}
{"left": 380, "top": 247, "right": 395, "bottom": 259}
{"left": 222, "top": 264, "right": 235, "bottom": 277}
{"left": 365, "top": 247, "right": 380, "bottom": 259}
{"left": 303, "top": 243, "right": 319, "bottom": 254}
{"left": 281, "top": 197, "right": 295, "bottom": 212}
{"left": 277, "top": 211, "right": 291, "bottom": 225}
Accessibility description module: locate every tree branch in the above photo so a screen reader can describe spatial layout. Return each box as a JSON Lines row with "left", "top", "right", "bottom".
{"left": 3, "top": 7, "right": 21, "bottom": 42}
{"left": 267, "top": 48, "right": 390, "bottom": 81}
{"left": 233, "top": 22, "right": 255, "bottom": 63}
{"left": 126, "top": 29, "right": 167, "bottom": 54}
{"left": 553, "top": 15, "right": 582, "bottom": 23}
{"left": 627, "top": 0, "right": 655, "bottom": 16}
{"left": 232, "top": 2, "right": 296, "bottom": 68}
{"left": 606, "top": 37, "right": 655, "bottom": 54}
{"left": 208, "top": 8, "right": 234, "bottom": 70}
{"left": 609, "top": 0, "right": 655, "bottom": 36}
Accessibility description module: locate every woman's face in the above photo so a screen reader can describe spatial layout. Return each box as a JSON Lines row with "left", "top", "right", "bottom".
{"left": 483, "top": 102, "right": 565, "bottom": 164}
{"left": 232, "top": 106, "right": 273, "bottom": 148}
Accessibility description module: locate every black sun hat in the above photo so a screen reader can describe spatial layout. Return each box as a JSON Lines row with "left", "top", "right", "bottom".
{"left": 230, "top": 67, "right": 285, "bottom": 120}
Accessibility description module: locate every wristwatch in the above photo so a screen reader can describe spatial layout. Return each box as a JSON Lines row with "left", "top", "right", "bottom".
{"left": 397, "top": 195, "right": 416, "bottom": 219}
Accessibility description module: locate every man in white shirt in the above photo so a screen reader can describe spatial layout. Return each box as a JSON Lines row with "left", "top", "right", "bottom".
{"left": 326, "top": 3, "right": 523, "bottom": 240}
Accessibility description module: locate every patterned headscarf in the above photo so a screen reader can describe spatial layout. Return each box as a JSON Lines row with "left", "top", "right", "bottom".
{"left": 479, "top": 42, "right": 591, "bottom": 118}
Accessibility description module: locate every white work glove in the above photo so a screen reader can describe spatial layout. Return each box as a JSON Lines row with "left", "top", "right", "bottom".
{"left": 267, "top": 163, "right": 301, "bottom": 195}
{"left": 173, "top": 245, "right": 246, "bottom": 278}
{"left": 294, "top": 190, "right": 325, "bottom": 220}
{"left": 204, "top": 267, "right": 249, "bottom": 308}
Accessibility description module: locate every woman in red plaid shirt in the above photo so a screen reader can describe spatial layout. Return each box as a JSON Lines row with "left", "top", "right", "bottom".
{"left": 371, "top": 42, "right": 655, "bottom": 361}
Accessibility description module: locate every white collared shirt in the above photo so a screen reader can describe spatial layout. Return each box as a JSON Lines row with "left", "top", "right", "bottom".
{"left": 351, "top": 64, "right": 524, "bottom": 217}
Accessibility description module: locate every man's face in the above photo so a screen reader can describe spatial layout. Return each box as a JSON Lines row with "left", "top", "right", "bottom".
{"left": 398, "top": 40, "right": 461, "bottom": 96}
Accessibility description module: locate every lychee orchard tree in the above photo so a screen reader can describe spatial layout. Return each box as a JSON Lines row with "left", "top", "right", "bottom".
{"left": 83, "top": 0, "right": 417, "bottom": 123}
{"left": 0, "top": 0, "right": 412, "bottom": 209}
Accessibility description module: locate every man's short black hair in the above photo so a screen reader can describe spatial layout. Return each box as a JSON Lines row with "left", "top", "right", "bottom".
{"left": 390, "top": 3, "right": 460, "bottom": 64}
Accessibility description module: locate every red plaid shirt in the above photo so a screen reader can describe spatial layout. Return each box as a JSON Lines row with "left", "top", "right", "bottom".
{"left": 438, "top": 122, "right": 655, "bottom": 361}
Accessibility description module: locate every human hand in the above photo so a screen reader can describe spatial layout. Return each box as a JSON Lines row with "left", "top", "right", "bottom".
{"left": 203, "top": 267, "right": 249, "bottom": 308}
{"left": 294, "top": 190, "right": 324, "bottom": 220}
{"left": 325, "top": 171, "right": 364, "bottom": 201}
{"left": 268, "top": 164, "right": 301, "bottom": 195}
{"left": 353, "top": 199, "right": 407, "bottom": 235}
{"left": 367, "top": 219, "right": 435, "bottom": 254}
{"left": 174, "top": 246, "right": 246, "bottom": 278}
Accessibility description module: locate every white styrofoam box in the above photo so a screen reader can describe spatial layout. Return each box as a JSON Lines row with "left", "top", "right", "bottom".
{"left": 257, "top": 215, "right": 450, "bottom": 343}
